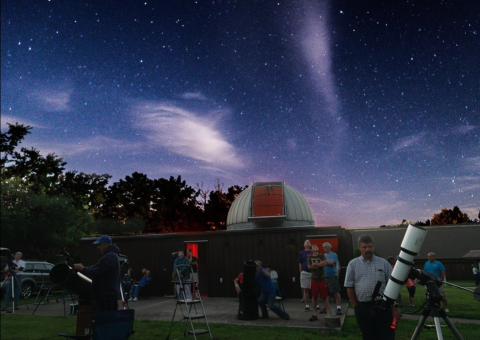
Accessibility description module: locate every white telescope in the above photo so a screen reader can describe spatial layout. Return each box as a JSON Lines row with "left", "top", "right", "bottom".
{"left": 382, "top": 224, "right": 428, "bottom": 304}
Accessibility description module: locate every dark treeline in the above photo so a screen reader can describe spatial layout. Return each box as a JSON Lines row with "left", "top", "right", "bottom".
{"left": 0, "top": 123, "right": 245, "bottom": 259}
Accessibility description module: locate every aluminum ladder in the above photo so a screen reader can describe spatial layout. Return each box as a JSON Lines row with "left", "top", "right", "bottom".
{"left": 166, "top": 264, "right": 212, "bottom": 340}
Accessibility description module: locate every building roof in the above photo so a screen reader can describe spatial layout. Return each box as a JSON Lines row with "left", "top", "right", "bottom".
{"left": 463, "top": 250, "right": 480, "bottom": 259}
{"left": 226, "top": 181, "right": 314, "bottom": 230}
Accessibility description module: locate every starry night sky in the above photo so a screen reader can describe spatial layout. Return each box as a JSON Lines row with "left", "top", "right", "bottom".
{"left": 2, "top": 0, "right": 479, "bottom": 228}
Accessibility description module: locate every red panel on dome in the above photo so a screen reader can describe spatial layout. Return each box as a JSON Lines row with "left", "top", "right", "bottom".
{"left": 253, "top": 185, "right": 283, "bottom": 216}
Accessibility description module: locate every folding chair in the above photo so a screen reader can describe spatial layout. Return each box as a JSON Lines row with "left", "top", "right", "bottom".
{"left": 273, "top": 282, "right": 285, "bottom": 311}
{"left": 59, "top": 309, "right": 135, "bottom": 340}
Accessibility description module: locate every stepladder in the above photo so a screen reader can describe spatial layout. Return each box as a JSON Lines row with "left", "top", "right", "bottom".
{"left": 166, "top": 264, "right": 212, "bottom": 340}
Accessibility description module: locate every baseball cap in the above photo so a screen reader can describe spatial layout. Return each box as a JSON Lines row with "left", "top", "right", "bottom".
{"left": 93, "top": 235, "right": 112, "bottom": 244}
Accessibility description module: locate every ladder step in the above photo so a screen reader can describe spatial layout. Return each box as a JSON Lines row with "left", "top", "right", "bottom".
{"left": 184, "top": 315, "right": 205, "bottom": 320}
{"left": 177, "top": 299, "right": 200, "bottom": 304}
{"left": 187, "top": 329, "right": 209, "bottom": 335}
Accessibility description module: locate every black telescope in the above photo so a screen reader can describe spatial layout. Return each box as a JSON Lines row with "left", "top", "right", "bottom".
{"left": 237, "top": 260, "right": 259, "bottom": 320}
{"left": 50, "top": 263, "right": 92, "bottom": 299}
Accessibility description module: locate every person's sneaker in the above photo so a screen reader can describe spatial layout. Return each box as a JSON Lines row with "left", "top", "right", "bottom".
{"left": 336, "top": 308, "right": 343, "bottom": 315}
{"left": 445, "top": 308, "right": 449, "bottom": 313}
{"left": 318, "top": 308, "right": 327, "bottom": 314}
{"left": 128, "top": 298, "right": 133, "bottom": 301}
{"left": 316, "top": 305, "right": 320, "bottom": 311}
{"left": 300, "top": 298, "right": 305, "bottom": 303}
{"left": 133, "top": 297, "right": 138, "bottom": 302}
{"left": 259, "top": 315, "right": 269, "bottom": 319}
{"left": 410, "top": 304, "right": 416, "bottom": 307}
{"left": 304, "top": 306, "right": 310, "bottom": 311}
{"left": 283, "top": 314, "right": 290, "bottom": 320}
{"left": 309, "top": 315, "right": 318, "bottom": 321}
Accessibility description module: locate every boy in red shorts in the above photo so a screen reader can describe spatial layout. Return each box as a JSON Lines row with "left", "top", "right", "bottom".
{"left": 307, "top": 244, "right": 331, "bottom": 320}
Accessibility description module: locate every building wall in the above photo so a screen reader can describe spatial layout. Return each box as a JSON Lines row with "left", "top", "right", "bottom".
{"left": 79, "top": 226, "right": 353, "bottom": 298}
{"left": 348, "top": 224, "right": 480, "bottom": 280}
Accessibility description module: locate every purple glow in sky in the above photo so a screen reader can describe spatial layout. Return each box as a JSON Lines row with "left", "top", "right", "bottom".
{"left": 2, "top": 0, "right": 479, "bottom": 228}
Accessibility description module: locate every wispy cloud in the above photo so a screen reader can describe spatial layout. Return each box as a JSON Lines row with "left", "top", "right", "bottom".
{"left": 178, "top": 92, "right": 207, "bottom": 101}
{"left": 393, "top": 133, "right": 428, "bottom": 152}
{"left": 300, "top": 4, "right": 339, "bottom": 118}
{"left": 35, "top": 136, "right": 141, "bottom": 158}
{"left": 465, "top": 156, "right": 480, "bottom": 171}
{"left": 452, "top": 125, "right": 476, "bottom": 135}
{"left": 133, "top": 101, "right": 244, "bottom": 168}
{"left": 0, "top": 115, "right": 45, "bottom": 131}
{"left": 297, "top": 1, "right": 347, "bottom": 158}
{"left": 31, "top": 88, "right": 72, "bottom": 112}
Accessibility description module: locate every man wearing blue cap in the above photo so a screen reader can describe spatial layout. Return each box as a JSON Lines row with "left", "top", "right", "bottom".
{"left": 74, "top": 235, "right": 121, "bottom": 311}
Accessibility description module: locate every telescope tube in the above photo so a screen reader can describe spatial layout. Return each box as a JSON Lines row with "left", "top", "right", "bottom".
{"left": 383, "top": 224, "right": 427, "bottom": 303}
{"left": 237, "top": 260, "right": 259, "bottom": 320}
{"left": 50, "top": 263, "right": 92, "bottom": 299}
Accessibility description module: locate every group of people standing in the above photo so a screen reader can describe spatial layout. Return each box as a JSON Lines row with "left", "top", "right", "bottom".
{"left": 5, "top": 232, "right": 467, "bottom": 340}
{"left": 297, "top": 240, "right": 343, "bottom": 321}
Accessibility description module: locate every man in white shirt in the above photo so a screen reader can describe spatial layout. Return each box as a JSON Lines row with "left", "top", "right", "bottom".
{"left": 2, "top": 252, "right": 26, "bottom": 311}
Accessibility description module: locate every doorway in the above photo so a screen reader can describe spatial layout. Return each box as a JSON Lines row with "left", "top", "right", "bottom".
{"left": 185, "top": 241, "right": 208, "bottom": 297}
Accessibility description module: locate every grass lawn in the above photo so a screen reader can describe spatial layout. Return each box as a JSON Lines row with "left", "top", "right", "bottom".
{"left": 396, "top": 280, "right": 479, "bottom": 320}
{"left": 1, "top": 314, "right": 479, "bottom": 340}
{"left": 2, "top": 281, "right": 478, "bottom": 339}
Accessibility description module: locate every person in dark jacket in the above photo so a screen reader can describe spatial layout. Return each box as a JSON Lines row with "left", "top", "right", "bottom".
{"left": 74, "top": 235, "right": 120, "bottom": 312}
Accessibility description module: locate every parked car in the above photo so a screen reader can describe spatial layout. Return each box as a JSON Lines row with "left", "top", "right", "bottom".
{"left": 1, "top": 260, "right": 55, "bottom": 298}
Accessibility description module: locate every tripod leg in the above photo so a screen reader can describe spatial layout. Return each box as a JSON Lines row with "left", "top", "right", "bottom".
{"left": 119, "top": 282, "right": 129, "bottom": 310}
{"left": 433, "top": 317, "right": 445, "bottom": 340}
{"left": 440, "top": 310, "right": 465, "bottom": 340}
{"left": 11, "top": 275, "right": 23, "bottom": 313}
{"left": 411, "top": 305, "right": 431, "bottom": 340}
{"left": 32, "top": 288, "right": 46, "bottom": 315}
{"left": 11, "top": 276, "right": 16, "bottom": 313}
{"left": 62, "top": 290, "right": 67, "bottom": 317}
{"left": 15, "top": 276, "right": 29, "bottom": 310}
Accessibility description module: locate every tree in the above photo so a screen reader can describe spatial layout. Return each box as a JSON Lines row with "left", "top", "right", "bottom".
{"left": 98, "top": 172, "right": 156, "bottom": 227}
{"left": 4, "top": 146, "right": 67, "bottom": 195}
{"left": 195, "top": 181, "right": 210, "bottom": 212}
{"left": 58, "top": 171, "right": 111, "bottom": 215}
{"left": 0, "top": 123, "right": 32, "bottom": 170}
{"left": 1, "top": 178, "right": 92, "bottom": 260}
{"left": 431, "top": 206, "right": 470, "bottom": 226}
{"left": 152, "top": 175, "right": 201, "bottom": 232}
{"left": 414, "top": 220, "right": 430, "bottom": 227}
{"left": 205, "top": 180, "right": 229, "bottom": 230}
{"left": 91, "top": 217, "right": 145, "bottom": 235}
{"left": 204, "top": 181, "right": 246, "bottom": 231}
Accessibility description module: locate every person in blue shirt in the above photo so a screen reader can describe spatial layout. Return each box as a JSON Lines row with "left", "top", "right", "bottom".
{"left": 255, "top": 260, "right": 290, "bottom": 320}
{"left": 174, "top": 251, "right": 192, "bottom": 300}
{"left": 323, "top": 242, "right": 343, "bottom": 315}
{"left": 424, "top": 252, "right": 449, "bottom": 312}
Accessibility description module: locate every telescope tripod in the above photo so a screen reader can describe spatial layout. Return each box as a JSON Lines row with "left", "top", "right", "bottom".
{"left": 411, "top": 299, "right": 463, "bottom": 340}
{"left": 32, "top": 285, "right": 76, "bottom": 316}
{"left": 0, "top": 271, "right": 29, "bottom": 313}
